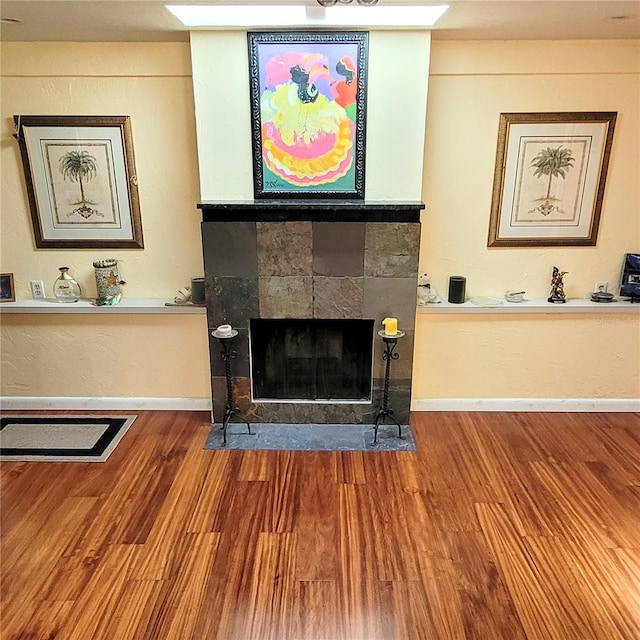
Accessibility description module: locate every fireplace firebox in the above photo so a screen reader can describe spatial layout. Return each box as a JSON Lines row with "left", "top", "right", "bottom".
{"left": 250, "top": 318, "right": 374, "bottom": 402}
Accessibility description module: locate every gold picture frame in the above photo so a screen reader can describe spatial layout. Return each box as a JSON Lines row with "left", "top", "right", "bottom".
{"left": 488, "top": 112, "right": 616, "bottom": 247}
{"left": 14, "top": 115, "right": 144, "bottom": 249}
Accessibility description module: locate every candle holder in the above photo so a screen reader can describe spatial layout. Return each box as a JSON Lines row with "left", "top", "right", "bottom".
{"left": 212, "top": 327, "right": 251, "bottom": 446}
{"left": 373, "top": 329, "right": 405, "bottom": 444}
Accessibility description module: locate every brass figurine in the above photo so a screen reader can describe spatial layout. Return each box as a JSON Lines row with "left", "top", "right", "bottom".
{"left": 548, "top": 266, "right": 568, "bottom": 304}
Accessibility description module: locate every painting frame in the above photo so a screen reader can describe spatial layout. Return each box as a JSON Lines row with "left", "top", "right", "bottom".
{"left": 248, "top": 31, "right": 368, "bottom": 200}
{"left": 14, "top": 115, "right": 144, "bottom": 249}
{"left": 487, "top": 112, "right": 617, "bottom": 247}
{"left": 0, "top": 274, "right": 16, "bottom": 303}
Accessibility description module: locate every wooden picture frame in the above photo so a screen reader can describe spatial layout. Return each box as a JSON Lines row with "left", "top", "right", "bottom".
{"left": 248, "top": 31, "right": 368, "bottom": 200}
{"left": 14, "top": 115, "right": 144, "bottom": 249}
{"left": 488, "top": 112, "right": 617, "bottom": 247}
{"left": 0, "top": 274, "right": 16, "bottom": 303}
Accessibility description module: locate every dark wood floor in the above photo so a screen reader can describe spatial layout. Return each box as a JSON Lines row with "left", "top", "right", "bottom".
{"left": 1, "top": 410, "right": 639, "bottom": 639}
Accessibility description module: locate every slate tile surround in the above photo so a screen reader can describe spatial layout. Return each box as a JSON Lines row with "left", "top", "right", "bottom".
{"left": 201, "top": 201, "right": 424, "bottom": 425}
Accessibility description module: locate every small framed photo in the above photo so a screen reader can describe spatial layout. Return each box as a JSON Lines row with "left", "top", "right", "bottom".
{"left": 620, "top": 253, "right": 640, "bottom": 299}
{"left": 14, "top": 115, "right": 144, "bottom": 249}
{"left": 0, "top": 274, "right": 16, "bottom": 303}
{"left": 248, "top": 31, "right": 369, "bottom": 200}
{"left": 488, "top": 112, "right": 617, "bottom": 247}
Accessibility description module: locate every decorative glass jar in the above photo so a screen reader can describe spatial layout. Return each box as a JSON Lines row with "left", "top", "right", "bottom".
{"left": 93, "top": 259, "right": 123, "bottom": 305}
{"left": 53, "top": 267, "right": 82, "bottom": 303}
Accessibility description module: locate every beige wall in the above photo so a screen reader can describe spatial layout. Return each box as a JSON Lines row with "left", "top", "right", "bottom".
{"left": 414, "top": 40, "right": 640, "bottom": 402}
{"left": 190, "top": 30, "right": 431, "bottom": 200}
{"left": 1, "top": 43, "right": 203, "bottom": 299}
{"left": 1, "top": 38, "right": 639, "bottom": 405}
{"left": 1, "top": 42, "right": 210, "bottom": 402}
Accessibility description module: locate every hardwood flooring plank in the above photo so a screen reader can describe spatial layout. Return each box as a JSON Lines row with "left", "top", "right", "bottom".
{"left": 0, "top": 465, "right": 96, "bottom": 566}
{"left": 607, "top": 547, "right": 640, "bottom": 615}
{"left": 126, "top": 499, "right": 201, "bottom": 582}
{"left": 382, "top": 450, "right": 432, "bottom": 499}
{"left": 238, "top": 449, "right": 272, "bottom": 481}
{"left": 241, "top": 532, "right": 297, "bottom": 640}
{"left": 365, "top": 484, "right": 422, "bottom": 581}
{"left": 414, "top": 413, "right": 489, "bottom": 532}
{"left": 6, "top": 599, "right": 75, "bottom": 640}
{"left": 421, "top": 575, "right": 467, "bottom": 640}
{"left": 448, "top": 530, "right": 527, "bottom": 640}
{"left": 475, "top": 502, "right": 580, "bottom": 639}
{"left": 294, "top": 452, "right": 339, "bottom": 581}
{"left": 113, "top": 445, "right": 189, "bottom": 545}
{"left": 53, "top": 543, "right": 138, "bottom": 640}
{"left": 184, "top": 449, "right": 234, "bottom": 533}
{"left": 290, "top": 580, "right": 340, "bottom": 640}
{"left": 526, "top": 534, "right": 640, "bottom": 640}
{"left": 380, "top": 579, "right": 440, "bottom": 639}
{"left": 338, "top": 484, "right": 385, "bottom": 639}
{"left": 137, "top": 533, "right": 220, "bottom": 639}
{"left": 190, "top": 480, "right": 270, "bottom": 639}
{"left": 521, "top": 411, "right": 600, "bottom": 463}
{"left": 574, "top": 412, "right": 640, "bottom": 463}
{"left": 481, "top": 411, "right": 552, "bottom": 464}
{"left": 2, "top": 496, "right": 99, "bottom": 607}
{"left": 333, "top": 450, "right": 367, "bottom": 484}
{"left": 471, "top": 412, "right": 566, "bottom": 537}
{"left": 530, "top": 458, "right": 639, "bottom": 549}
{"left": 263, "top": 451, "right": 298, "bottom": 533}
{"left": 100, "top": 579, "right": 165, "bottom": 640}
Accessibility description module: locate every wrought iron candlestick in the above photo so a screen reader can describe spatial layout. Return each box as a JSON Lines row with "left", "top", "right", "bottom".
{"left": 212, "top": 327, "right": 251, "bottom": 446}
{"left": 373, "top": 329, "right": 405, "bottom": 444}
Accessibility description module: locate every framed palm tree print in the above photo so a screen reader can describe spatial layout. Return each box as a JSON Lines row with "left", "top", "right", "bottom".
{"left": 487, "top": 112, "right": 616, "bottom": 247}
{"left": 248, "top": 31, "right": 368, "bottom": 199}
{"left": 13, "top": 115, "right": 143, "bottom": 249}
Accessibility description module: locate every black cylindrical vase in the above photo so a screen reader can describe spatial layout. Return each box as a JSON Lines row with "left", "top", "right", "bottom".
{"left": 448, "top": 276, "right": 466, "bottom": 304}
{"left": 191, "top": 276, "right": 206, "bottom": 305}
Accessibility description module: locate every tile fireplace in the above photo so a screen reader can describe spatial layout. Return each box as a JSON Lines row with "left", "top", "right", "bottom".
{"left": 200, "top": 200, "right": 423, "bottom": 425}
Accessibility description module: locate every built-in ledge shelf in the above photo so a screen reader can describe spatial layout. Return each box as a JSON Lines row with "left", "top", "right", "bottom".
{"left": 6, "top": 298, "right": 636, "bottom": 316}
{"left": 417, "top": 299, "right": 640, "bottom": 315}
{"left": 0, "top": 298, "right": 206, "bottom": 315}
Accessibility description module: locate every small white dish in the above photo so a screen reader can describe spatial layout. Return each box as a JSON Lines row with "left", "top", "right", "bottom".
{"left": 378, "top": 329, "right": 406, "bottom": 339}
{"left": 470, "top": 296, "right": 503, "bottom": 307}
{"left": 505, "top": 290, "right": 526, "bottom": 303}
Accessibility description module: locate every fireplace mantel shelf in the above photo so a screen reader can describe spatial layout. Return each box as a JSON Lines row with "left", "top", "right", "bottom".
{"left": 198, "top": 200, "right": 425, "bottom": 223}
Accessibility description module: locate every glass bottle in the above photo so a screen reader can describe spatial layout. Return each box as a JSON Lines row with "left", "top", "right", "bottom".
{"left": 53, "top": 267, "right": 82, "bottom": 303}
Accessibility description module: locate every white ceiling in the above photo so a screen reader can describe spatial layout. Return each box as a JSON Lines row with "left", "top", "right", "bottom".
{"left": 1, "top": 0, "right": 639, "bottom": 42}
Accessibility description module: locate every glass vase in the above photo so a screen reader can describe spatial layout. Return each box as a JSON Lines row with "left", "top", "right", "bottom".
{"left": 53, "top": 267, "right": 82, "bottom": 303}
{"left": 93, "top": 259, "right": 122, "bottom": 305}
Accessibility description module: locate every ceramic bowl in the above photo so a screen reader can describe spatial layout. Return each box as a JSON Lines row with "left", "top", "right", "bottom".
{"left": 505, "top": 290, "right": 525, "bottom": 303}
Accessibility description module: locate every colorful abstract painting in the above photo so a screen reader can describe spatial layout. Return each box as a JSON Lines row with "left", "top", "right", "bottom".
{"left": 248, "top": 31, "right": 368, "bottom": 199}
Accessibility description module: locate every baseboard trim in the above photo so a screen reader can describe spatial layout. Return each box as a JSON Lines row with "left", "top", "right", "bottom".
{"left": 411, "top": 398, "right": 640, "bottom": 412}
{"left": 2, "top": 397, "right": 637, "bottom": 414}
{"left": 0, "top": 397, "right": 212, "bottom": 412}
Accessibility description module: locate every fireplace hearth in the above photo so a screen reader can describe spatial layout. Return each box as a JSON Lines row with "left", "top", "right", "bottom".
{"left": 200, "top": 200, "right": 424, "bottom": 425}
